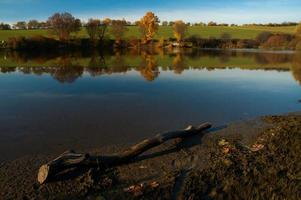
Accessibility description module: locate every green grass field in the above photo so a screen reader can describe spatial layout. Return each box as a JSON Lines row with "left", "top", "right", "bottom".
{"left": 0, "top": 25, "right": 297, "bottom": 41}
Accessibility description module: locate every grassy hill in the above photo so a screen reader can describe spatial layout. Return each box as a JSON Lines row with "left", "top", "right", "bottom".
{"left": 0, "top": 25, "right": 297, "bottom": 41}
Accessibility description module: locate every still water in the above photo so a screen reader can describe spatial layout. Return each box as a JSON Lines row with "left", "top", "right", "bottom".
{"left": 0, "top": 49, "right": 301, "bottom": 160}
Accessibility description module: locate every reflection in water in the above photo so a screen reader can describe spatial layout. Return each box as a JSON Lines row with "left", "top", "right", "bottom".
{"left": 138, "top": 51, "right": 159, "bottom": 81}
{"left": 172, "top": 53, "right": 186, "bottom": 74}
{"left": 0, "top": 49, "right": 301, "bottom": 83}
{"left": 291, "top": 54, "right": 301, "bottom": 85}
{"left": 1, "top": 49, "right": 301, "bottom": 160}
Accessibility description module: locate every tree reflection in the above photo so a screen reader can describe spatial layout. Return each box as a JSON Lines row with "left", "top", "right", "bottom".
{"left": 0, "top": 66, "right": 16, "bottom": 73}
{"left": 1, "top": 49, "right": 300, "bottom": 83}
{"left": 172, "top": 53, "right": 186, "bottom": 74}
{"left": 255, "top": 53, "right": 291, "bottom": 65}
{"left": 291, "top": 54, "right": 301, "bottom": 85}
{"left": 87, "top": 51, "right": 107, "bottom": 77}
{"left": 109, "top": 51, "right": 128, "bottom": 73}
{"left": 50, "top": 56, "right": 84, "bottom": 83}
{"left": 138, "top": 51, "right": 159, "bottom": 81}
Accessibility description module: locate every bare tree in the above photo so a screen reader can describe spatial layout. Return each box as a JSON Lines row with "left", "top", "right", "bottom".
{"left": 110, "top": 19, "right": 128, "bottom": 44}
{"left": 98, "top": 18, "right": 111, "bottom": 41}
{"left": 86, "top": 19, "right": 101, "bottom": 41}
{"left": 47, "top": 12, "right": 81, "bottom": 40}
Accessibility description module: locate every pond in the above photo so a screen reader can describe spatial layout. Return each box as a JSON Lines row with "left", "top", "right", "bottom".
{"left": 0, "top": 49, "right": 301, "bottom": 160}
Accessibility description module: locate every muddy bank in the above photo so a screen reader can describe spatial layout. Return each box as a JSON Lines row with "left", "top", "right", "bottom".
{"left": 0, "top": 114, "right": 300, "bottom": 199}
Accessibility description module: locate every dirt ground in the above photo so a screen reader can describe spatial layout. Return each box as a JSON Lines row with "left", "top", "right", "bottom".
{"left": 0, "top": 114, "right": 300, "bottom": 200}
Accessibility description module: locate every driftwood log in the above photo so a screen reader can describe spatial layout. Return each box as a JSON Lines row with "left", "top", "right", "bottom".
{"left": 37, "top": 122, "right": 212, "bottom": 184}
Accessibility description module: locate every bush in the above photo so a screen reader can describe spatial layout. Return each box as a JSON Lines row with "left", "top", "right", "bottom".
{"left": 295, "top": 40, "right": 301, "bottom": 51}
{"left": 236, "top": 39, "right": 258, "bottom": 49}
{"left": 7, "top": 36, "right": 27, "bottom": 49}
{"left": 256, "top": 31, "right": 273, "bottom": 44}
{"left": 262, "top": 34, "right": 294, "bottom": 49}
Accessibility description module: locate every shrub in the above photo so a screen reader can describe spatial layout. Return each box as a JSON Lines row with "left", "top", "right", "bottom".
{"left": 295, "top": 40, "right": 301, "bottom": 51}
{"left": 256, "top": 31, "right": 273, "bottom": 44}
{"left": 262, "top": 34, "right": 294, "bottom": 49}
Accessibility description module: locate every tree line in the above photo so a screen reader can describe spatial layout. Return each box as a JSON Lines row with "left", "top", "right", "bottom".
{"left": 42, "top": 12, "right": 189, "bottom": 44}
{"left": 2, "top": 11, "right": 301, "bottom": 50}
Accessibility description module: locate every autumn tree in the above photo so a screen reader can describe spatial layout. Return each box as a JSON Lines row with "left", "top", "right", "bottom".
{"left": 110, "top": 19, "right": 128, "bottom": 44}
{"left": 173, "top": 20, "right": 188, "bottom": 43}
{"left": 256, "top": 31, "right": 273, "bottom": 44}
{"left": 138, "top": 12, "right": 159, "bottom": 44}
{"left": 296, "top": 22, "right": 301, "bottom": 36}
{"left": 47, "top": 12, "right": 81, "bottom": 40}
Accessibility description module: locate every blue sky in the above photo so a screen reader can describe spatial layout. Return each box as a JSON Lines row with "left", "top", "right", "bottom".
{"left": 0, "top": 0, "right": 301, "bottom": 24}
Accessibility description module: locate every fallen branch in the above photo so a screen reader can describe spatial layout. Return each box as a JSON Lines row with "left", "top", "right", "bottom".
{"left": 37, "top": 122, "right": 212, "bottom": 184}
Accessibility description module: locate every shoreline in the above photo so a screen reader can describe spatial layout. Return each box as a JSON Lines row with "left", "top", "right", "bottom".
{"left": 1, "top": 112, "right": 300, "bottom": 199}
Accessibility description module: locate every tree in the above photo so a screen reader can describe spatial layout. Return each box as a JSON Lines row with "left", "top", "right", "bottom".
{"left": 256, "top": 31, "right": 273, "bottom": 44}
{"left": 173, "top": 20, "right": 188, "bottom": 43}
{"left": 162, "top": 21, "right": 168, "bottom": 26}
{"left": 169, "top": 21, "right": 175, "bottom": 26}
{"left": 86, "top": 18, "right": 110, "bottom": 42}
{"left": 0, "top": 23, "right": 11, "bottom": 30}
{"left": 39, "top": 22, "right": 48, "bottom": 29}
{"left": 86, "top": 19, "right": 101, "bottom": 41}
{"left": 110, "top": 19, "right": 128, "bottom": 44}
{"left": 262, "top": 34, "right": 291, "bottom": 49}
{"left": 208, "top": 21, "right": 217, "bottom": 26}
{"left": 28, "top": 20, "right": 40, "bottom": 29}
{"left": 138, "top": 12, "right": 159, "bottom": 43}
{"left": 14, "top": 21, "right": 27, "bottom": 29}
{"left": 47, "top": 12, "right": 81, "bottom": 40}
{"left": 97, "top": 18, "right": 111, "bottom": 41}
{"left": 296, "top": 22, "right": 301, "bottom": 36}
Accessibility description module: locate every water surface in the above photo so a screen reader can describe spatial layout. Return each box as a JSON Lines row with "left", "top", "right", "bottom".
{"left": 1, "top": 49, "right": 301, "bottom": 160}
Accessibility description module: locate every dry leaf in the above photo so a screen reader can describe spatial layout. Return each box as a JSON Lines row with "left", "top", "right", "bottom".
{"left": 250, "top": 143, "right": 264, "bottom": 152}
{"left": 150, "top": 181, "right": 159, "bottom": 188}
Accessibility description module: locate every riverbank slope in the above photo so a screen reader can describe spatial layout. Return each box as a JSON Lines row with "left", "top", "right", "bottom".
{"left": 0, "top": 113, "right": 300, "bottom": 199}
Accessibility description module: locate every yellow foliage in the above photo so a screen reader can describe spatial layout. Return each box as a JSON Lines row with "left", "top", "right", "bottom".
{"left": 295, "top": 22, "right": 301, "bottom": 35}
{"left": 138, "top": 12, "right": 159, "bottom": 43}
{"left": 173, "top": 20, "right": 187, "bottom": 42}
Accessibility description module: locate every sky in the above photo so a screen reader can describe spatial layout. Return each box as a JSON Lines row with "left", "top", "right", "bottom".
{"left": 0, "top": 0, "right": 301, "bottom": 24}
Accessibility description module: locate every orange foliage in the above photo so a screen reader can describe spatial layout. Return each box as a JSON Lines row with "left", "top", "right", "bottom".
{"left": 138, "top": 12, "right": 159, "bottom": 44}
